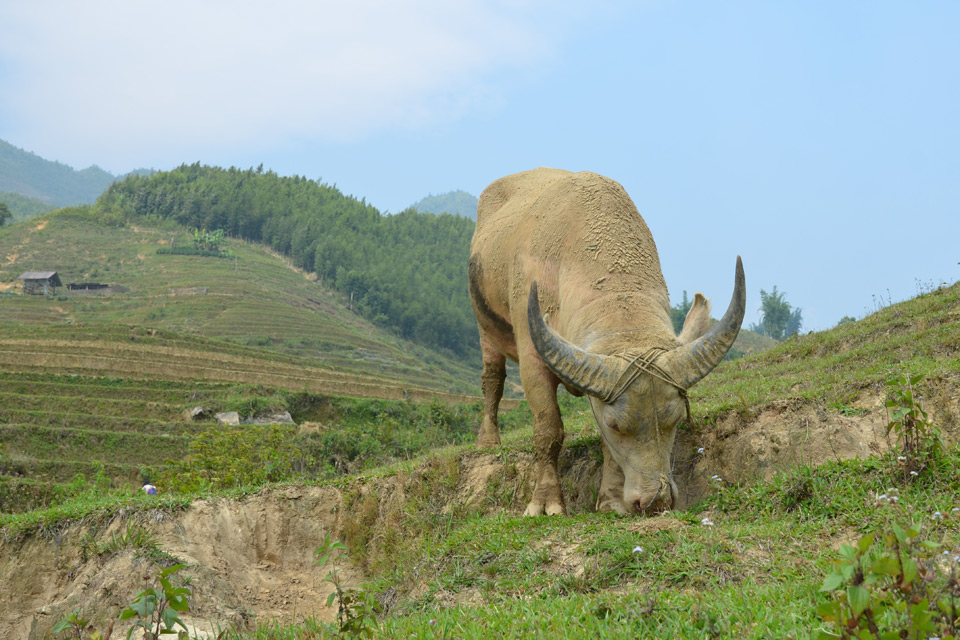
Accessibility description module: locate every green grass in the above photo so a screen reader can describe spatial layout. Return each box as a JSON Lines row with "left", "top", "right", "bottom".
{"left": 205, "top": 447, "right": 960, "bottom": 640}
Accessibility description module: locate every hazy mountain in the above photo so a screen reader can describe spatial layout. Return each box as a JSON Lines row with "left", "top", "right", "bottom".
{"left": 409, "top": 190, "right": 478, "bottom": 220}
{"left": 0, "top": 138, "right": 151, "bottom": 209}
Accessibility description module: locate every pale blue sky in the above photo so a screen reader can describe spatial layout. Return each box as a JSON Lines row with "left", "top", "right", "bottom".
{"left": 1, "top": 1, "right": 957, "bottom": 330}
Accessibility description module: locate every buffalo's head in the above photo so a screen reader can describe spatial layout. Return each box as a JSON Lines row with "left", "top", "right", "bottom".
{"left": 528, "top": 257, "right": 745, "bottom": 514}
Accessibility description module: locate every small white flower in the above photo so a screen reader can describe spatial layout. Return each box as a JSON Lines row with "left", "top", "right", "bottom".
{"left": 697, "top": 447, "right": 705, "bottom": 454}
{"left": 701, "top": 517, "right": 714, "bottom": 526}
{"left": 633, "top": 546, "right": 644, "bottom": 554}
{"left": 897, "top": 456, "right": 907, "bottom": 462}
{"left": 878, "top": 494, "right": 887, "bottom": 500}
{"left": 910, "top": 471, "right": 919, "bottom": 477}
{"left": 933, "top": 511, "right": 943, "bottom": 519}
{"left": 952, "top": 507, "right": 959, "bottom": 513}
{"left": 944, "top": 550, "right": 951, "bottom": 556}
{"left": 892, "top": 496, "right": 899, "bottom": 502}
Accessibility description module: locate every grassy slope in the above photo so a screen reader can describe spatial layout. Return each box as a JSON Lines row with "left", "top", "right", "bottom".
{"left": 2, "top": 282, "right": 958, "bottom": 638}
{"left": 236, "top": 282, "right": 960, "bottom": 639}
{"left": 690, "top": 280, "right": 960, "bottom": 420}
{"left": 0, "top": 211, "right": 480, "bottom": 393}
{"left": 0, "top": 210, "right": 492, "bottom": 513}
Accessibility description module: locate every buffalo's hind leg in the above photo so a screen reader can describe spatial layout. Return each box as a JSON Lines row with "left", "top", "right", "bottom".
{"left": 476, "top": 336, "right": 506, "bottom": 448}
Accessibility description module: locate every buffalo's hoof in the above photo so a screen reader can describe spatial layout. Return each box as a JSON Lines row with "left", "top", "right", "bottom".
{"left": 523, "top": 500, "right": 566, "bottom": 516}
{"left": 476, "top": 435, "right": 501, "bottom": 448}
{"left": 597, "top": 499, "right": 629, "bottom": 515}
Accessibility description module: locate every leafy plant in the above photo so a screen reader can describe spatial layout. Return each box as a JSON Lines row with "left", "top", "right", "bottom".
{"left": 52, "top": 608, "right": 110, "bottom": 640}
{"left": 314, "top": 535, "right": 380, "bottom": 638}
{"left": 191, "top": 227, "right": 224, "bottom": 252}
{"left": 816, "top": 523, "right": 960, "bottom": 639}
{"left": 885, "top": 373, "right": 942, "bottom": 477}
{"left": 119, "top": 564, "right": 192, "bottom": 639}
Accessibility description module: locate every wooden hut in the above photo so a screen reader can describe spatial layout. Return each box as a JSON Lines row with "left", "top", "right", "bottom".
{"left": 17, "top": 271, "right": 63, "bottom": 295}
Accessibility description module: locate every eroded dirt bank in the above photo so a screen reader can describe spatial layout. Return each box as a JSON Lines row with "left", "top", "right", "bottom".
{"left": 2, "top": 381, "right": 958, "bottom": 639}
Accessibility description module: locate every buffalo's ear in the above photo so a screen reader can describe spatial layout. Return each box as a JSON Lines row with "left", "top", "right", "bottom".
{"left": 678, "top": 293, "right": 712, "bottom": 344}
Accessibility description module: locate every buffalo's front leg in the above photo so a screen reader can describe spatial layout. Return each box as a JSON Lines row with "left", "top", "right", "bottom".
{"left": 520, "top": 362, "right": 566, "bottom": 516}
{"left": 476, "top": 336, "right": 506, "bottom": 448}
{"left": 596, "top": 438, "right": 628, "bottom": 514}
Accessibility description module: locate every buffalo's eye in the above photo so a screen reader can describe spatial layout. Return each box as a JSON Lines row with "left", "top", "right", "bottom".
{"left": 606, "top": 420, "right": 621, "bottom": 433}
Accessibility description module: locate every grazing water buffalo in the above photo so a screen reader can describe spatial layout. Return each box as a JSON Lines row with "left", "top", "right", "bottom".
{"left": 468, "top": 168, "right": 745, "bottom": 516}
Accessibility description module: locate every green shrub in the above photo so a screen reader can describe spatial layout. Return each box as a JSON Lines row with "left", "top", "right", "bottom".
{"left": 191, "top": 227, "right": 224, "bottom": 251}
{"left": 158, "top": 423, "right": 304, "bottom": 492}
{"left": 52, "top": 609, "right": 102, "bottom": 640}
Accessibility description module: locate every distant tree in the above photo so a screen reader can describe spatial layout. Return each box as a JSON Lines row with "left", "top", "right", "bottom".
{"left": 786, "top": 306, "right": 803, "bottom": 337}
{"left": 0, "top": 201, "right": 11, "bottom": 226}
{"left": 750, "top": 286, "right": 802, "bottom": 340}
{"left": 836, "top": 315, "right": 856, "bottom": 327}
{"left": 670, "top": 290, "right": 692, "bottom": 334}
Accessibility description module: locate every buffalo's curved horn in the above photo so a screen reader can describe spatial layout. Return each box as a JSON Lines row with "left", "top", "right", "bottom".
{"left": 527, "top": 281, "right": 626, "bottom": 399}
{"left": 663, "top": 256, "right": 746, "bottom": 389}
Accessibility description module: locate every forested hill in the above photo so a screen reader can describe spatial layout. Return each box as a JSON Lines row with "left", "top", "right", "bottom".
{"left": 0, "top": 190, "right": 55, "bottom": 221}
{"left": 0, "top": 139, "right": 119, "bottom": 206}
{"left": 98, "top": 163, "right": 479, "bottom": 359}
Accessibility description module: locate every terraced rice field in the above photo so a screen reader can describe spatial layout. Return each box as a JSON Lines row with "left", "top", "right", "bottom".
{"left": 0, "top": 371, "right": 236, "bottom": 512}
{"left": 0, "top": 326, "right": 496, "bottom": 514}
{"left": 0, "top": 325, "right": 485, "bottom": 404}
